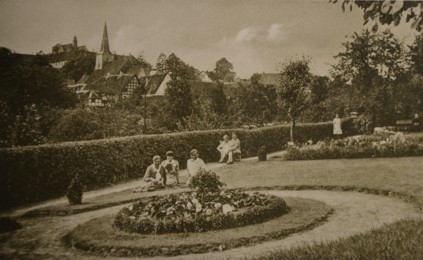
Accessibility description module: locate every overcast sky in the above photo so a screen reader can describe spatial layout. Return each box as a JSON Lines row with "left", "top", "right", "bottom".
{"left": 0, "top": 0, "right": 418, "bottom": 78}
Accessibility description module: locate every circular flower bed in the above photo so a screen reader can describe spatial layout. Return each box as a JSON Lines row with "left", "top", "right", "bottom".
{"left": 114, "top": 189, "right": 289, "bottom": 234}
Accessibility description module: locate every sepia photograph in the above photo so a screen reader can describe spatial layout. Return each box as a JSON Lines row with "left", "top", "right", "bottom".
{"left": 1, "top": 0, "right": 423, "bottom": 259}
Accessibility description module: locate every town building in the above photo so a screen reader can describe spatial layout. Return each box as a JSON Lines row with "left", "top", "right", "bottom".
{"left": 47, "top": 35, "right": 94, "bottom": 69}
{"left": 72, "top": 23, "right": 171, "bottom": 107}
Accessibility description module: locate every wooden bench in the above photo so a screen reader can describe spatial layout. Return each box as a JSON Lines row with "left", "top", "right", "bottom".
{"left": 395, "top": 119, "right": 413, "bottom": 131}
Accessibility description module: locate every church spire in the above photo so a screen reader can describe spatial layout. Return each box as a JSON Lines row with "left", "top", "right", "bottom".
{"left": 100, "top": 22, "right": 110, "bottom": 53}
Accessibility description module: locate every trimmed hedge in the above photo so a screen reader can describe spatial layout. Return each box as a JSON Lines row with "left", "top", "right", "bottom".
{"left": 0, "top": 120, "right": 353, "bottom": 209}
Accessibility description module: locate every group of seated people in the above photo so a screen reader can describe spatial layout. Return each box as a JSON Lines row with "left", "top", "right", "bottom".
{"left": 138, "top": 134, "right": 241, "bottom": 191}
{"left": 217, "top": 133, "right": 241, "bottom": 164}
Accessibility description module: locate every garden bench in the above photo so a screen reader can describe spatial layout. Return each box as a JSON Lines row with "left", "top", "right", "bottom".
{"left": 395, "top": 119, "right": 413, "bottom": 131}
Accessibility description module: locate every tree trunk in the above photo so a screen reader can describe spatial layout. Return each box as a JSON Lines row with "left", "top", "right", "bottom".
{"left": 290, "top": 118, "right": 296, "bottom": 143}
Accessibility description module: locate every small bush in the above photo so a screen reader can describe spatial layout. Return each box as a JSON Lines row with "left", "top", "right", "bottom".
{"left": 258, "top": 146, "right": 267, "bottom": 161}
{"left": 189, "top": 170, "right": 225, "bottom": 194}
{"left": 0, "top": 217, "right": 21, "bottom": 233}
{"left": 66, "top": 175, "right": 83, "bottom": 205}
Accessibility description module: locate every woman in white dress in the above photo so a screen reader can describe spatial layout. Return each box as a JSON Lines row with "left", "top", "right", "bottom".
{"left": 333, "top": 114, "right": 343, "bottom": 139}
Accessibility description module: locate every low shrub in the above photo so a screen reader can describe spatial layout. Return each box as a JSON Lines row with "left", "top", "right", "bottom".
{"left": 189, "top": 170, "right": 225, "bottom": 194}
{"left": 0, "top": 217, "right": 21, "bottom": 233}
{"left": 113, "top": 189, "right": 289, "bottom": 234}
{"left": 66, "top": 175, "right": 83, "bottom": 205}
{"left": 285, "top": 132, "right": 423, "bottom": 160}
{"left": 0, "top": 119, "right": 354, "bottom": 209}
{"left": 258, "top": 146, "right": 267, "bottom": 161}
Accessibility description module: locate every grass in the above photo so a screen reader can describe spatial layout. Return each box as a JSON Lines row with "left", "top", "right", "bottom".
{"left": 23, "top": 186, "right": 190, "bottom": 217}
{"left": 213, "top": 156, "right": 423, "bottom": 259}
{"left": 64, "top": 197, "right": 331, "bottom": 257}
{"left": 251, "top": 218, "right": 423, "bottom": 260}
{"left": 216, "top": 156, "right": 423, "bottom": 206}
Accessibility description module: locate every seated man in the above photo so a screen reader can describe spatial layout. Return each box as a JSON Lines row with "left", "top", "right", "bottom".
{"left": 186, "top": 149, "right": 207, "bottom": 185}
{"left": 161, "top": 151, "right": 180, "bottom": 185}
{"left": 230, "top": 133, "right": 241, "bottom": 162}
{"left": 217, "top": 135, "right": 233, "bottom": 164}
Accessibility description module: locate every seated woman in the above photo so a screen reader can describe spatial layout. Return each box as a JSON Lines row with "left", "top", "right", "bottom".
{"left": 230, "top": 133, "right": 241, "bottom": 161}
{"left": 133, "top": 155, "right": 164, "bottom": 192}
{"left": 217, "top": 135, "right": 233, "bottom": 164}
{"left": 160, "top": 151, "right": 180, "bottom": 185}
{"left": 186, "top": 149, "right": 207, "bottom": 185}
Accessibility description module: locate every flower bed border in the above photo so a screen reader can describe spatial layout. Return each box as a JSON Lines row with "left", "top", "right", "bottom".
{"left": 113, "top": 191, "right": 289, "bottom": 234}
{"left": 63, "top": 196, "right": 331, "bottom": 257}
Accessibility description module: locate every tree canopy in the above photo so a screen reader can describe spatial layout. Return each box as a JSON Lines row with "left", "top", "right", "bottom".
{"left": 332, "top": 0, "right": 423, "bottom": 32}
{"left": 211, "top": 57, "right": 236, "bottom": 82}
{"left": 277, "top": 58, "right": 312, "bottom": 142}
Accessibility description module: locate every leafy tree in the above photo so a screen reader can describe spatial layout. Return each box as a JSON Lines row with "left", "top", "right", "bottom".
{"left": 48, "top": 109, "right": 102, "bottom": 142}
{"left": 332, "top": 29, "right": 408, "bottom": 126}
{"left": 165, "top": 53, "right": 196, "bottom": 123}
{"left": 301, "top": 76, "right": 332, "bottom": 122}
{"left": 156, "top": 53, "right": 168, "bottom": 73}
{"left": 332, "top": 0, "right": 423, "bottom": 32}
{"left": 211, "top": 57, "right": 236, "bottom": 82}
{"left": 60, "top": 50, "right": 95, "bottom": 82}
{"left": 0, "top": 48, "right": 77, "bottom": 146}
{"left": 136, "top": 54, "right": 153, "bottom": 70}
{"left": 409, "top": 33, "right": 423, "bottom": 75}
{"left": 0, "top": 47, "right": 77, "bottom": 115}
{"left": 10, "top": 104, "right": 46, "bottom": 146}
{"left": 277, "top": 58, "right": 312, "bottom": 142}
{"left": 239, "top": 73, "right": 278, "bottom": 123}
{"left": 210, "top": 81, "right": 228, "bottom": 115}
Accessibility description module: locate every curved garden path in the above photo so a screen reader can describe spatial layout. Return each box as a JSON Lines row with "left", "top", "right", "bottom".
{"left": 2, "top": 153, "right": 423, "bottom": 259}
{"left": 1, "top": 190, "right": 421, "bottom": 259}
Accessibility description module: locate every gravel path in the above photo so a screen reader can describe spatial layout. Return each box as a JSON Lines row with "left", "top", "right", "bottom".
{"left": 1, "top": 190, "right": 421, "bottom": 259}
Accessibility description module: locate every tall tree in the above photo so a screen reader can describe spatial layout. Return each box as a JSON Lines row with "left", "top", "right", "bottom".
{"left": 212, "top": 57, "right": 236, "bottom": 82}
{"left": 277, "top": 58, "right": 312, "bottom": 142}
{"left": 60, "top": 50, "right": 95, "bottom": 82}
{"left": 239, "top": 73, "right": 278, "bottom": 123}
{"left": 0, "top": 47, "right": 78, "bottom": 146}
{"left": 156, "top": 53, "right": 168, "bottom": 73}
{"left": 332, "top": 29, "right": 408, "bottom": 126}
{"left": 165, "top": 53, "right": 196, "bottom": 124}
{"left": 136, "top": 54, "right": 153, "bottom": 70}
{"left": 409, "top": 33, "right": 423, "bottom": 75}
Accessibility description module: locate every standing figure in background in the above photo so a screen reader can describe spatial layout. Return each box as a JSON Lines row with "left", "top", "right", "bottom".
{"left": 333, "top": 114, "right": 343, "bottom": 139}
{"left": 161, "top": 151, "right": 179, "bottom": 185}
{"left": 186, "top": 149, "right": 206, "bottom": 185}
{"left": 217, "top": 135, "right": 232, "bottom": 163}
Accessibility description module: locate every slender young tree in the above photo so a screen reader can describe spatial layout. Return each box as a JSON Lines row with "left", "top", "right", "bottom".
{"left": 277, "top": 58, "right": 312, "bottom": 142}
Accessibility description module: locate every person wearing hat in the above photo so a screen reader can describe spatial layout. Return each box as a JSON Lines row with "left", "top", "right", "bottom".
{"left": 161, "top": 151, "right": 180, "bottom": 185}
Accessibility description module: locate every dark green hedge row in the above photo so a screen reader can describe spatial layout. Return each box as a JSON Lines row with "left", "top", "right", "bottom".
{"left": 0, "top": 120, "right": 353, "bottom": 209}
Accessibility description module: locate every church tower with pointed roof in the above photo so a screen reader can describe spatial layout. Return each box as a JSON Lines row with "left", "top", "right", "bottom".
{"left": 95, "top": 22, "right": 114, "bottom": 70}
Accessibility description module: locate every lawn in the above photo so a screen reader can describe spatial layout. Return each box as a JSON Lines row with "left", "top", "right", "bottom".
{"left": 217, "top": 156, "right": 423, "bottom": 206}
{"left": 213, "top": 156, "right": 423, "bottom": 259}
